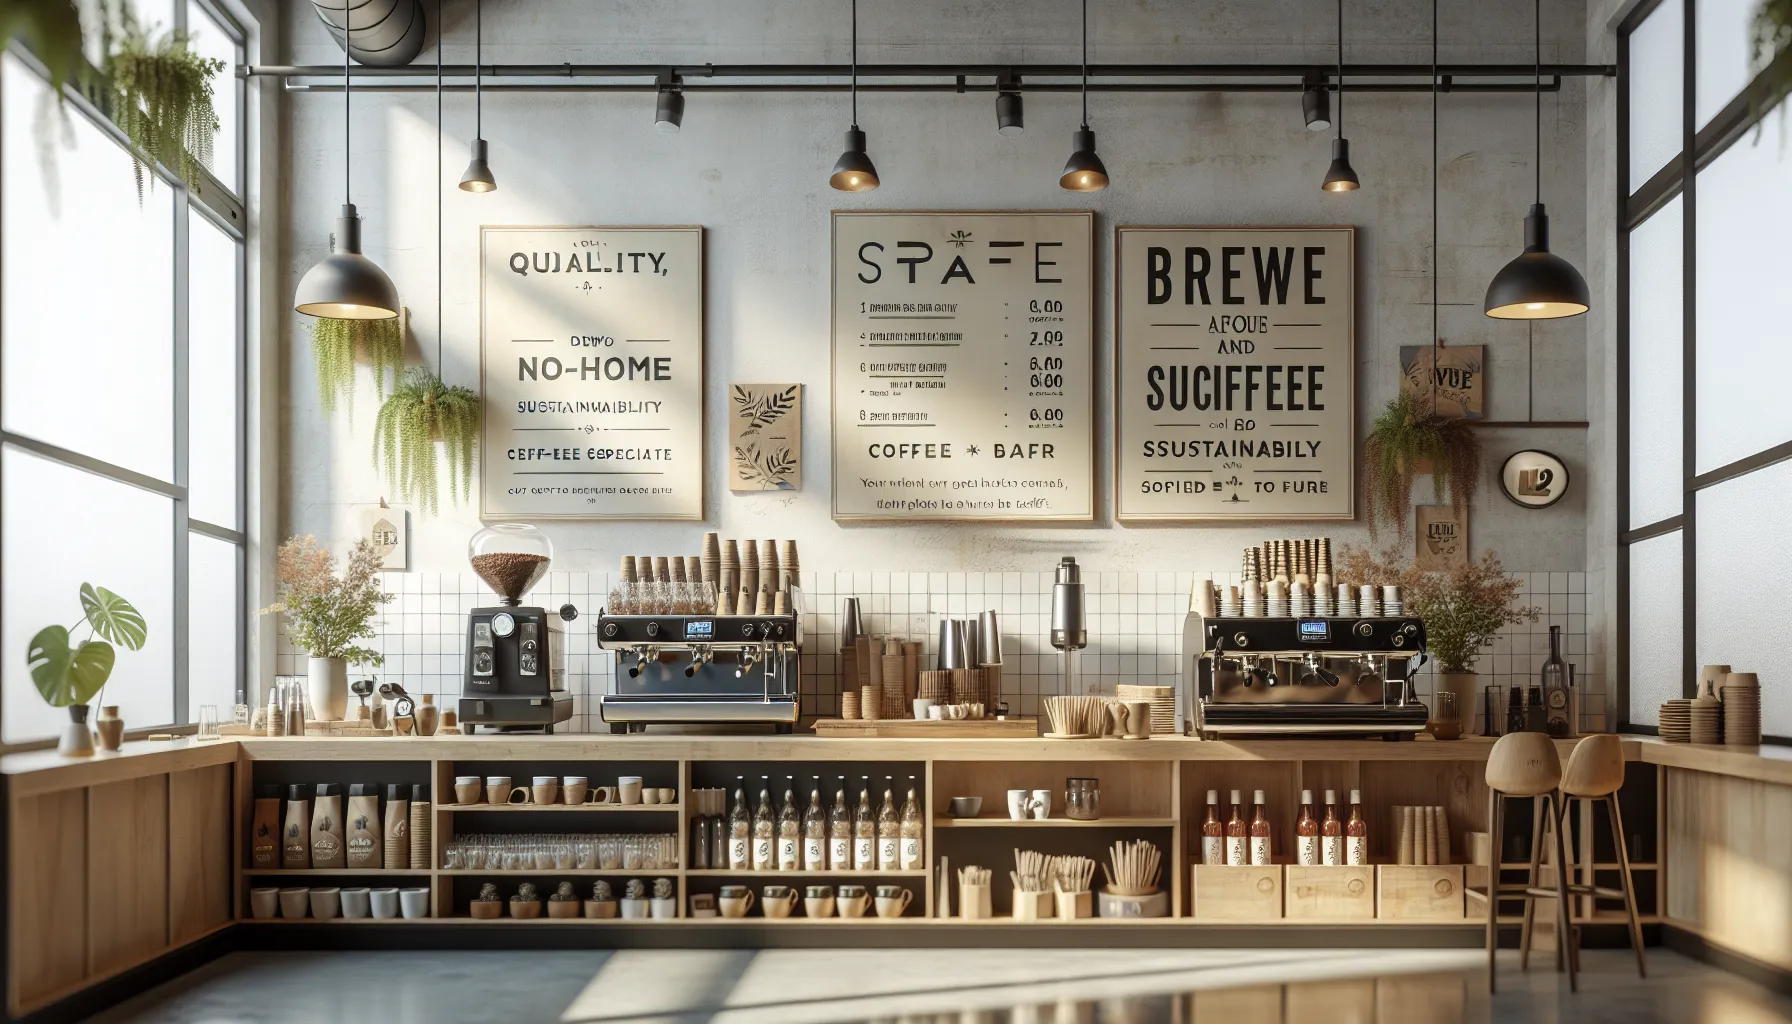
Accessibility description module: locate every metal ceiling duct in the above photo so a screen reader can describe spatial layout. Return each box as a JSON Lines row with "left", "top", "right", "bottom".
{"left": 312, "top": 0, "right": 427, "bottom": 68}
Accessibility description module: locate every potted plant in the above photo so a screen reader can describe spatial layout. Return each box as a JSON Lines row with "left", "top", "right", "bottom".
{"left": 373, "top": 367, "right": 480, "bottom": 515}
{"left": 1361, "top": 391, "right": 1481, "bottom": 538}
{"left": 2, "top": 2, "right": 87, "bottom": 95}
{"left": 584, "top": 879, "right": 618, "bottom": 919}
{"left": 1753, "top": 2, "right": 1790, "bottom": 126}
{"left": 547, "top": 881, "right": 581, "bottom": 919}
{"left": 509, "top": 881, "right": 542, "bottom": 920}
{"left": 1338, "top": 546, "right": 1539, "bottom": 734}
{"left": 469, "top": 882, "right": 503, "bottom": 919}
{"left": 260, "top": 536, "right": 389, "bottom": 722}
{"left": 26, "top": 584, "right": 146, "bottom": 756}
{"left": 105, "top": 10, "right": 224, "bottom": 199}
{"left": 619, "top": 878, "right": 649, "bottom": 919}
{"left": 649, "top": 877, "right": 677, "bottom": 919}
{"left": 309, "top": 315, "right": 405, "bottom": 417}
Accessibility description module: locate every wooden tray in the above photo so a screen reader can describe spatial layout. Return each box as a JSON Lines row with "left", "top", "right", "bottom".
{"left": 811, "top": 717, "right": 1038, "bottom": 739}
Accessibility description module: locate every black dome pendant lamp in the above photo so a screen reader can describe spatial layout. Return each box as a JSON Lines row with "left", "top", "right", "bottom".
{"left": 1484, "top": 0, "right": 1588, "bottom": 319}
{"left": 829, "top": 0, "right": 879, "bottom": 192}
{"left": 459, "top": 0, "right": 496, "bottom": 192}
{"left": 1321, "top": 0, "right": 1359, "bottom": 192}
{"left": 1059, "top": 0, "right": 1108, "bottom": 191}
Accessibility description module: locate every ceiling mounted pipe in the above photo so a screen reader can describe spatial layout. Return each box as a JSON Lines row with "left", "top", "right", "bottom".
{"left": 312, "top": 0, "right": 427, "bottom": 68}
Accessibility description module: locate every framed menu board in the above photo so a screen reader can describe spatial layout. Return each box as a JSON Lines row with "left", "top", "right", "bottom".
{"left": 1114, "top": 226, "right": 1355, "bottom": 521}
{"left": 479, "top": 226, "right": 704, "bottom": 519}
{"left": 831, "top": 211, "right": 1095, "bottom": 521}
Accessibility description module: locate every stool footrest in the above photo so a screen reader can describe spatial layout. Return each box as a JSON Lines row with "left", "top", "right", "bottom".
{"left": 1563, "top": 884, "right": 1628, "bottom": 899}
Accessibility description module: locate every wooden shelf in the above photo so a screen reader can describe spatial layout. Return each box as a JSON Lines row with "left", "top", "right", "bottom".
{"left": 685, "top": 868, "right": 926, "bottom": 878}
{"left": 238, "top": 916, "right": 441, "bottom": 924}
{"left": 442, "top": 803, "right": 682, "bottom": 813}
{"left": 242, "top": 868, "right": 432, "bottom": 876}
{"left": 437, "top": 868, "right": 683, "bottom": 876}
{"left": 933, "top": 816, "right": 1176, "bottom": 828}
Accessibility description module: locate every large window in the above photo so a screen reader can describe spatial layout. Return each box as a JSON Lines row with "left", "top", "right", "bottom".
{"left": 1, "top": 2, "right": 247, "bottom": 743}
{"left": 1620, "top": 0, "right": 1792, "bottom": 740}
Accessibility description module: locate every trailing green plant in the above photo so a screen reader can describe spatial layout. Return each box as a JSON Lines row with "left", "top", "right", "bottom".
{"left": 1754, "top": 0, "right": 1792, "bottom": 131}
{"left": 373, "top": 367, "right": 480, "bottom": 515}
{"left": 1, "top": 1, "right": 88, "bottom": 96}
{"left": 106, "top": 9, "right": 223, "bottom": 200}
{"left": 258, "top": 536, "right": 389, "bottom": 664}
{"left": 1361, "top": 391, "right": 1481, "bottom": 539}
{"left": 1337, "top": 546, "right": 1538, "bottom": 674}
{"left": 26, "top": 583, "right": 146, "bottom": 708}
{"left": 309, "top": 316, "right": 405, "bottom": 417}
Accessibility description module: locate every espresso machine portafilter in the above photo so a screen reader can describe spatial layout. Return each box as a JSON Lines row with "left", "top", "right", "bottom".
{"left": 1050, "top": 557, "right": 1088, "bottom": 694}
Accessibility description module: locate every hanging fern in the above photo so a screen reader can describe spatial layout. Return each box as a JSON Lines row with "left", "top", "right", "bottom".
{"left": 309, "top": 316, "right": 405, "bottom": 417}
{"left": 106, "top": 11, "right": 223, "bottom": 200}
{"left": 373, "top": 367, "right": 480, "bottom": 516}
{"left": 1361, "top": 391, "right": 1481, "bottom": 539}
{"left": 1755, "top": 0, "right": 1792, "bottom": 130}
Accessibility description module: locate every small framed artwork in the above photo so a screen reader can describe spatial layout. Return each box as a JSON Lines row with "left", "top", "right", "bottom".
{"left": 1498, "top": 450, "right": 1570, "bottom": 509}
{"left": 730, "top": 383, "right": 802, "bottom": 491}
{"left": 1415, "top": 505, "right": 1468, "bottom": 569}
{"left": 357, "top": 504, "right": 408, "bottom": 570}
{"left": 1399, "top": 344, "right": 1485, "bottom": 421}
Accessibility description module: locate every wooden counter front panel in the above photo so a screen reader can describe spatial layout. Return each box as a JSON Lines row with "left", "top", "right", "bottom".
{"left": 1666, "top": 767, "right": 1792, "bottom": 970}
{"left": 87, "top": 775, "right": 167, "bottom": 979}
{"left": 169, "top": 764, "right": 232, "bottom": 943}
{"left": 8, "top": 788, "right": 87, "bottom": 1014}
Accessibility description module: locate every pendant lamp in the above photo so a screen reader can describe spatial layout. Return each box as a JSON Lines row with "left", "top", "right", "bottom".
{"left": 1059, "top": 0, "right": 1107, "bottom": 191}
{"left": 1484, "top": 0, "right": 1587, "bottom": 319}
{"left": 295, "top": 21, "right": 399, "bottom": 319}
{"left": 459, "top": 0, "right": 496, "bottom": 191}
{"left": 829, "top": 0, "right": 879, "bottom": 191}
{"left": 997, "top": 73, "right": 1023, "bottom": 135}
{"left": 1321, "top": 0, "right": 1358, "bottom": 192}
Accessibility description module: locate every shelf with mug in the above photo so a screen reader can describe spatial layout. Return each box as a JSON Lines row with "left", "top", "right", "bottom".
{"left": 437, "top": 868, "right": 684, "bottom": 876}
{"left": 242, "top": 868, "right": 435, "bottom": 876}
{"left": 932, "top": 816, "right": 1178, "bottom": 829}
{"left": 442, "top": 803, "right": 682, "bottom": 813}
{"left": 685, "top": 868, "right": 927, "bottom": 878}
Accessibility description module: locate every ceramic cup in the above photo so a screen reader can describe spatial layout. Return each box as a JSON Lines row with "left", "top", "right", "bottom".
{"left": 643, "top": 787, "right": 661, "bottom": 805}
{"left": 506, "top": 786, "right": 533, "bottom": 804}
{"left": 1030, "top": 789, "right": 1052, "bottom": 820}
{"left": 589, "top": 786, "right": 616, "bottom": 804}
{"left": 837, "top": 885, "right": 870, "bottom": 918}
{"left": 454, "top": 776, "right": 483, "bottom": 805}
{"left": 562, "top": 777, "right": 589, "bottom": 805}
{"left": 250, "top": 886, "right": 279, "bottom": 920}
{"left": 485, "top": 776, "right": 514, "bottom": 805}
{"left": 619, "top": 776, "right": 644, "bottom": 805}
{"left": 718, "top": 885, "right": 755, "bottom": 919}
{"left": 1007, "top": 789, "right": 1031, "bottom": 820}
{"left": 619, "top": 898, "right": 649, "bottom": 920}
{"left": 762, "top": 885, "right": 799, "bottom": 919}
{"left": 532, "top": 777, "right": 559, "bottom": 805}
{"left": 804, "top": 885, "right": 836, "bottom": 919}
{"left": 949, "top": 796, "right": 983, "bottom": 818}
{"left": 369, "top": 887, "right": 401, "bottom": 919}
{"left": 874, "top": 886, "right": 912, "bottom": 919}
{"left": 927, "top": 705, "right": 945, "bottom": 721}
{"left": 657, "top": 788, "right": 678, "bottom": 804}
{"left": 399, "top": 887, "right": 430, "bottom": 919}
{"left": 340, "top": 887, "right": 371, "bottom": 919}
{"left": 913, "top": 698, "right": 936, "bottom": 721}
{"left": 277, "top": 886, "right": 310, "bottom": 919}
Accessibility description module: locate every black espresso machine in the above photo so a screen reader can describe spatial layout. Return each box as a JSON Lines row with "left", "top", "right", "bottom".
{"left": 1185, "top": 613, "right": 1431, "bottom": 739}
{"left": 460, "top": 524, "right": 575, "bottom": 734}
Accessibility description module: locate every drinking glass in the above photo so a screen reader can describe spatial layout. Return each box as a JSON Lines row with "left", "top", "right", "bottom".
{"left": 576, "top": 838, "right": 596, "bottom": 870}
{"left": 197, "top": 705, "right": 222, "bottom": 741}
{"left": 232, "top": 703, "right": 250, "bottom": 726}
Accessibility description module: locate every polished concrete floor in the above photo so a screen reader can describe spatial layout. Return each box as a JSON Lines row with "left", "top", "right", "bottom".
{"left": 83, "top": 947, "right": 1792, "bottom": 1024}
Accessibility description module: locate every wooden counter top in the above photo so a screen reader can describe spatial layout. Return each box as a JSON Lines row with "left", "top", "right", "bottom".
{"left": 0, "top": 737, "right": 237, "bottom": 798}
{"left": 1636, "top": 736, "right": 1792, "bottom": 787}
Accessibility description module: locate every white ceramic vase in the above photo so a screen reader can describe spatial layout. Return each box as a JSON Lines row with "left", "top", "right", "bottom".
{"left": 58, "top": 704, "right": 95, "bottom": 757}
{"left": 308, "top": 657, "right": 348, "bottom": 723}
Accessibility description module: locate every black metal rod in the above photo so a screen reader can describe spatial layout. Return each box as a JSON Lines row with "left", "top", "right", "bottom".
{"left": 282, "top": 79, "right": 1566, "bottom": 95}
{"left": 242, "top": 61, "right": 1616, "bottom": 79}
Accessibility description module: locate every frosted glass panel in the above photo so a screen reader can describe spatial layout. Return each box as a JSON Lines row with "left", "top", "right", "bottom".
{"left": 1628, "top": 530, "right": 1683, "bottom": 727}
{"left": 186, "top": 1, "right": 239, "bottom": 192}
{"left": 1628, "top": 196, "right": 1683, "bottom": 527}
{"left": 188, "top": 209, "right": 241, "bottom": 529}
{"left": 1628, "top": 0, "right": 1683, "bottom": 192}
{"left": 1695, "top": 102, "right": 1792, "bottom": 473}
{"left": 1, "top": 57, "right": 174, "bottom": 480}
{"left": 2, "top": 446, "right": 174, "bottom": 743}
{"left": 188, "top": 532, "right": 240, "bottom": 721}
{"left": 1695, "top": 0, "right": 1766, "bottom": 128}
{"left": 1697, "top": 461, "right": 1792, "bottom": 738}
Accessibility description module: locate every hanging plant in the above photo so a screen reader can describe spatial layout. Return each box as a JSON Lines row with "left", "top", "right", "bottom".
{"left": 1755, "top": 1, "right": 1792, "bottom": 128}
{"left": 372, "top": 367, "right": 480, "bottom": 516}
{"left": 309, "top": 316, "right": 405, "bottom": 417}
{"left": 1361, "top": 391, "right": 1481, "bottom": 539}
{"left": 106, "top": 10, "right": 223, "bottom": 200}
{"left": 1, "top": 1, "right": 88, "bottom": 95}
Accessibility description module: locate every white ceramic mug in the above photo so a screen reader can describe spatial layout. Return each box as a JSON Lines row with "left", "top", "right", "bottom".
{"left": 618, "top": 776, "right": 644, "bottom": 805}
{"left": 1007, "top": 789, "right": 1031, "bottom": 820}
{"left": 399, "top": 887, "right": 430, "bottom": 919}
{"left": 369, "top": 887, "right": 401, "bottom": 919}
{"left": 340, "top": 887, "right": 371, "bottom": 919}
{"left": 250, "top": 887, "right": 279, "bottom": 920}
{"left": 277, "top": 886, "right": 310, "bottom": 919}
{"left": 927, "top": 705, "right": 945, "bottom": 721}
{"left": 1030, "top": 789, "right": 1051, "bottom": 820}
{"left": 913, "top": 698, "right": 936, "bottom": 721}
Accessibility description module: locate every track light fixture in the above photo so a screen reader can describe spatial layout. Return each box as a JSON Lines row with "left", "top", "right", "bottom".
{"left": 1321, "top": 0, "right": 1359, "bottom": 192}
{"left": 1301, "top": 76, "right": 1330, "bottom": 131}
{"left": 829, "top": 0, "right": 879, "bottom": 191}
{"left": 997, "top": 74, "right": 1024, "bottom": 135}
{"left": 655, "top": 74, "right": 684, "bottom": 133}
{"left": 459, "top": 0, "right": 496, "bottom": 191}
{"left": 1059, "top": 0, "right": 1108, "bottom": 191}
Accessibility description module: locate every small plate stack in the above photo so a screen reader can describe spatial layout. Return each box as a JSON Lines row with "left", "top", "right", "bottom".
{"left": 1659, "top": 699, "right": 1692, "bottom": 742}
{"left": 1722, "top": 672, "right": 1762, "bottom": 746}
{"left": 1690, "top": 696, "right": 1723, "bottom": 745}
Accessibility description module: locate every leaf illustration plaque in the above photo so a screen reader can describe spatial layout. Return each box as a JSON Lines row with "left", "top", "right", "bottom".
{"left": 730, "top": 383, "right": 802, "bottom": 491}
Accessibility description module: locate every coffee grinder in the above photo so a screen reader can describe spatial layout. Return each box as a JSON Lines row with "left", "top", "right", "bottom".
{"left": 460, "top": 523, "right": 575, "bottom": 733}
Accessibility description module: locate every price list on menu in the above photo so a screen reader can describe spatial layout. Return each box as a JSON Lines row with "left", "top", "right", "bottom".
{"left": 831, "top": 211, "right": 1094, "bottom": 521}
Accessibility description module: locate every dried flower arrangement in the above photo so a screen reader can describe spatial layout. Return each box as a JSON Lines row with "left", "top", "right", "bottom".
{"left": 259, "top": 536, "right": 390, "bottom": 664}
{"left": 1337, "top": 546, "right": 1538, "bottom": 674}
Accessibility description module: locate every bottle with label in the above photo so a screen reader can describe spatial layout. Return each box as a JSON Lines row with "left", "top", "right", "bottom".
{"left": 777, "top": 776, "right": 801, "bottom": 871}
{"left": 383, "top": 783, "right": 410, "bottom": 870}
{"left": 752, "top": 777, "right": 775, "bottom": 871}
{"left": 802, "top": 779, "right": 827, "bottom": 872}
{"left": 251, "top": 785, "right": 282, "bottom": 869}
{"left": 1542, "top": 624, "right": 1572, "bottom": 737}
{"left": 345, "top": 783, "right": 382, "bottom": 869}
{"left": 727, "top": 778, "right": 752, "bottom": 870}
{"left": 828, "top": 777, "right": 852, "bottom": 870}
{"left": 1201, "top": 790, "right": 1225, "bottom": 866}
{"left": 1295, "top": 790, "right": 1319, "bottom": 866}
{"left": 1321, "top": 790, "right": 1343, "bottom": 866}
{"left": 899, "top": 776, "right": 923, "bottom": 870}
{"left": 310, "top": 783, "right": 345, "bottom": 869}
{"left": 1248, "top": 789, "right": 1272, "bottom": 866}
{"left": 876, "top": 777, "right": 900, "bottom": 870}
{"left": 853, "top": 777, "right": 876, "bottom": 870}
{"left": 1225, "top": 789, "right": 1247, "bottom": 866}
{"left": 1345, "top": 789, "right": 1368, "bottom": 866}
{"left": 281, "top": 784, "right": 309, "bottom": 869}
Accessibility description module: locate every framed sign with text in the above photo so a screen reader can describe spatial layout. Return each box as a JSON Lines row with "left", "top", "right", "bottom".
{"left": 479, "top": 226, "right": 704, "bottom": 519}
{"left": 831, "top": 211, "right": 1095, "bottom": 521}
{"left": 1114, "top": 226, "right": 1355, "bottom": 521}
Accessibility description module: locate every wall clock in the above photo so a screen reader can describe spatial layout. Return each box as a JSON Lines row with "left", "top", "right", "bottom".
{"left": 1498, "top": 449, "right": 1569, "bottom": 509}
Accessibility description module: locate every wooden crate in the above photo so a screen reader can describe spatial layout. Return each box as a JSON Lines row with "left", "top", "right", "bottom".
{"left": 1284, "top": 864, "right": 1374, "bottom": 921}
{"left": 1376, "top": 864, "right": 1465, "bottom": 920}
{"left": 1191, "top": 864, "right": 1283, "bottom": 920}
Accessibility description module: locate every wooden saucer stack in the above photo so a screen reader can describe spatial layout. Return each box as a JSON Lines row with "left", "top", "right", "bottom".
{"left": 1658, "top": 699, "right": 1692, "bottom": 743}
{"left": 1116, "top": 684, "right": 1176, "bottom": 735}
{"left": 1722, "top": 672, "right": 1762, "bottom": 746}
{"left": 1689, "top": 696, "right": 1722, "bottom": 745}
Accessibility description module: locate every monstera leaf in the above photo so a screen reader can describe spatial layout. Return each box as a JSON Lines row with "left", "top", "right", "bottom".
{"left": 80, "top": 584, "right": 147, "bottom": 651}
{"left": 27, "top": 626, "right": 116, "bottom": 707}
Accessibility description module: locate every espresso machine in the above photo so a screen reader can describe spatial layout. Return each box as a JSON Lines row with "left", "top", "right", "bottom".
{"left": 460, "top": 524, "right": 575, "bottom": 734}
{"left": 596, "top": 604, "right": 801, "bottom": 732}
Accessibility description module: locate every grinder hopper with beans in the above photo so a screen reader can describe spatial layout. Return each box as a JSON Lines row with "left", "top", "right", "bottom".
{"left": 460, "top": 523, "right": 576, "bottom": 733}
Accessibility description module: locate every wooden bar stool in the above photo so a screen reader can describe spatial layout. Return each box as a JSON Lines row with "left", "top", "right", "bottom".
{"left": 1483, "top": 732, "right": 1575, "bottom": 993}
{"left": 1557, "top": 733, "right": 1648, "bottom": 979}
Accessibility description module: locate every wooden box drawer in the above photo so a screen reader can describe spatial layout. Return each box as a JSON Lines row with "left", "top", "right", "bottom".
{"left": 1376, "top": 865, "right": 1465, "bottom": 920}
{"left": 1284, "top": 865, "right": 1375, "bottom": 921}
{"left": 1191, "top": 864, "right": 1283, "bottom": 920}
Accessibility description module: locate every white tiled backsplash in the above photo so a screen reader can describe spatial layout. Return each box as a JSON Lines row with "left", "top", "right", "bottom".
{"left": 277, "top": 569, "right": 1603, "bottom": 735}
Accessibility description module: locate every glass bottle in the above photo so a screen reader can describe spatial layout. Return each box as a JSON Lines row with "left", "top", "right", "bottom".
{"left": 777, "top": 776, "right": 800, "bottom": 871}
{"left": 803, "top": 778, "right": 827, "bottom": 872}
{"left": 1345, "top": 789, "right": 1368, "bottom": 866}
{"left": 853, "top": 776, "right": 876, "bottom": 870}
{"left": 752, "top": 776, "right": 775, "bottom": 871}
{"left": 1225, "top": 789, "right": 1247, "bottom": 866}
{"left": 876, "top": 776, "right": 899, "bottom": 870}
{"left": 727, "top": 777, "right": 751, "bottom": 870}
{"left": 828, "top": 777, "right": 852, "bottom": 870}
{"left": 1321, "top": 789, "right": 1343, "bottom": 866}
{"left": 1249, "top": 789, "right": 1271, "bottom": 866}
{"left": 899, "top": 776, "right": 923, "bottom": 870}
{"left": 1542, "top": 624, "right": 1571, "bottom": 736}
{"left": 1201, "top": 790, "right": 1225, "bottom": 866}
{"left": 1526, "top": 683, "right": 1547, "bottom": 733}
{"left": 1295, "top": 789, "right": 1319, "bottom": 867}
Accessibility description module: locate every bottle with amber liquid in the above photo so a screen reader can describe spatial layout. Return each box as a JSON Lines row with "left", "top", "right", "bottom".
{"left": 1295, "top": 789, "right": 1319, "bottom": 866}
{"left": 1248, "top": 789, "right": 1272, "bottom": 866}
{"left": 1201, "top": 790, "right": 1225, "bottom": 866}
{"left": 1321, "top": 789, "right": 1343, "bottom": 866}
{"left": 1225, "top": 789, "right": 1248, "bottom": 865}
{"left": 1345, "top": 789, "right": 1368, "bottom": 865}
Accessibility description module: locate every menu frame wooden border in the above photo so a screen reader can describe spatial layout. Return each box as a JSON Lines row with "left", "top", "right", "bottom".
{"left": 1111, "top": 224, "right": 1357, "bottom": 523}
{"left": 829, "top": 209, "right": 1098, "bottom": 523}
